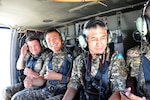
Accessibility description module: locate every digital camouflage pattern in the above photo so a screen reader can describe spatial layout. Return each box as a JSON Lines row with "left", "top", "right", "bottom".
{"left": 67, "top": 48, "right": 127, "bottom": 93}
{"left": 30, "top": 49, "right": 50, "bottom": 73}
{"left": 2, "top": 83, "right": 24, "bottom": 100}
{"left": 11, "top": 88, "right": 63, "bottom": 100}
{"left": 41, "top": 47, "right": 69, "bottom": 86}
{"left": 2, "top": 49, "right": 50, "bottom": 100}
{"left": 126, "top": 41, "right": 150, "bottom": 99}
{"left": 11, "top": 47, "right": 72, "bottom": 100}
{"left": 40, "top": 48, "right": 66, "bottom": 76}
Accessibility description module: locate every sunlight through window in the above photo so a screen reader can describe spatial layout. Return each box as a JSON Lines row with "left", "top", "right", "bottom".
{"left": 0, "top": 26, "right": 12, "bottom": 100}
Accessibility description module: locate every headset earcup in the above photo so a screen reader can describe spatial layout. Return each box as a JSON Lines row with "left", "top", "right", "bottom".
{"left": 78, "top": 34, "right": 87, "bottom": 49}
{"left": 42, "top": 40, "right": 48, "bottom": 48}
{"left": 136, "top": 16, "right": 148, "bottom": 36}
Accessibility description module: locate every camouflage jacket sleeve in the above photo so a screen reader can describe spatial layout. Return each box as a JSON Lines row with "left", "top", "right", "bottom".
{"left": 23, "top": 52, "right": 31, "bottom": 69}
{"left": 109, "top": 51, "right": 127, "bottom": 91}
{"left": 34, "top": 50, "right": 49, "bottom": 73}
{"left": 126, "top": 46, "right": 141, "bottom": 77}
{"left": 67, "top": 54, "right": 84, "bottom": 90}
{"left": 126, "top": 45, "right": 150, "bottom": 97}
{"left": 24, "top": 52, "right": 30, "bottom": 62}
{"left": 40, "top": 52, "right": 52, "bottom": 76}
{"left": 126, "top": 44, "right": 150, "bottom": 77}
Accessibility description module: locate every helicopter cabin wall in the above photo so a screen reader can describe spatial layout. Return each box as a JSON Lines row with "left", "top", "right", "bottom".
{"left": 106, "top": 9, "right": 141, "bottom": 57}
{"left": 58, "top": 9, "right": 142, "bottom": 57}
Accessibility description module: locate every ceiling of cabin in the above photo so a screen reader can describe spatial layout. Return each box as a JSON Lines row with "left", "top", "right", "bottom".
{"left": 0, "top": 0, "right": 146, "bottom": 30}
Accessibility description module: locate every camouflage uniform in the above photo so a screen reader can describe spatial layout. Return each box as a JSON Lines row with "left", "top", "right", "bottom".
{"left": 11, "top": 47, "right": 73, "bottom": 100}
{"left": 2, "top": 49, "right": 49, "bottom": 100}
{"left": 67, "top": 48, "right": 127, "bottom": 99}
{"left": 126, "top": 41, "right": 150, "bottom": 99}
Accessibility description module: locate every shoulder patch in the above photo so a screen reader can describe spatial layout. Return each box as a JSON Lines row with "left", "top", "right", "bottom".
{"left": 115, "top": 53, "right": 123, "bottom": 59}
